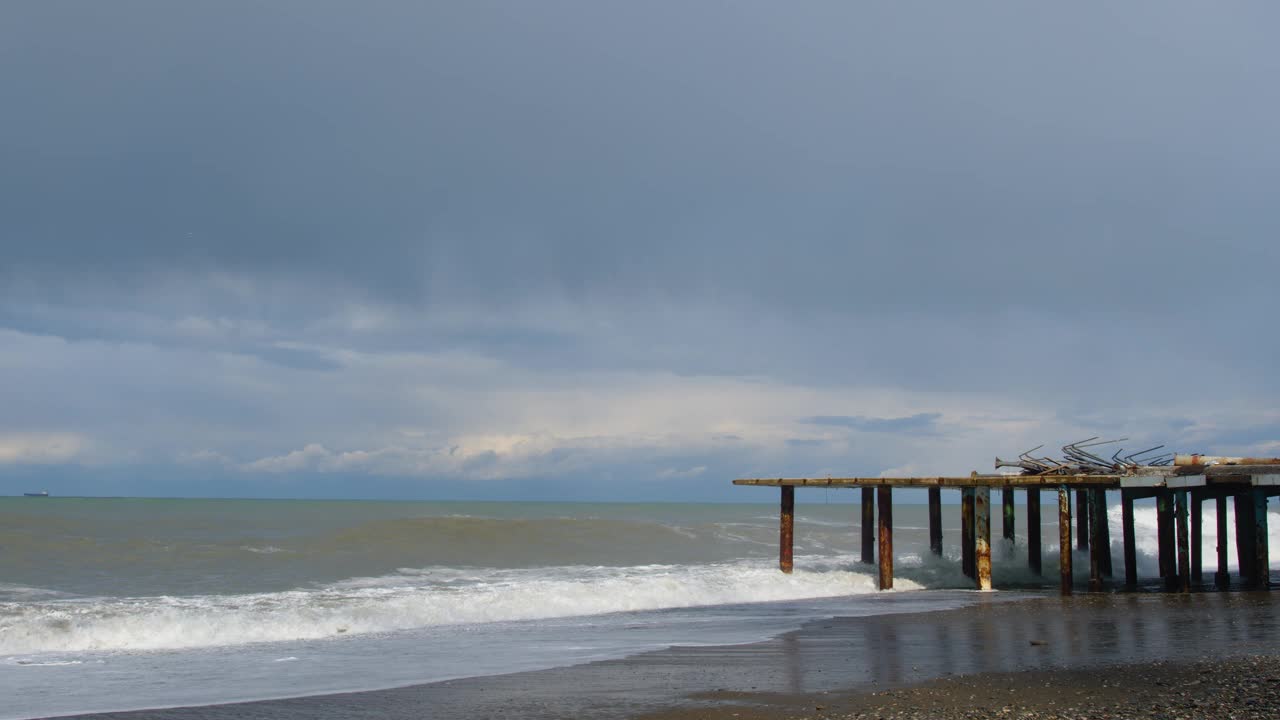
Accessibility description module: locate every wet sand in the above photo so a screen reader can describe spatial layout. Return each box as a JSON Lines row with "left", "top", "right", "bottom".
{"left": 56, "top": 591, "right": 1280, "bottom": 720}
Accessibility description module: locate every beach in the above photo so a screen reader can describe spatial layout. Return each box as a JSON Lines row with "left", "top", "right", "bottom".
{"left": 48, "top": 591, "right": 1280, "bottom": 720}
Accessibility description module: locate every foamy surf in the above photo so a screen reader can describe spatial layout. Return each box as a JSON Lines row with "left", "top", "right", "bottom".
{"left": 0, "top": 557, "right": 913, "bottom": 654}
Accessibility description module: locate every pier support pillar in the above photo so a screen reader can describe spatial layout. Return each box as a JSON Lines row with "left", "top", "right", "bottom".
{"left": 1175, "top": 489, "right": 1191, "bottom": 593}
{"left": 1157, "top": 491, "right": 1176, "bottom": 589}
{"left": 1002, "top": 488, "right": 1015, "bottom": 543}
{"left": 779, "top": 486, "right": 794, "bottom": 574}
{"left": 1216, "top": 495, "right": 1230, "bottom": 589}
{"left": 1100, "top": 484, "right": 1111, "bottom": 573}
{"left": 1251, "top": 489, "right": 1269, "bottom": 590}
{"left": 1088, "top": 489, "right": 1103, "bottom": 592}
{"left": 1027, "top": 488, "right": 1042, "bottom": 575}
{"left": 1076, "top": 490, "right": 1090, "bottom": 552}
{"left": 1235, "top": 492, "right": 1255, "bottom": 584}
{"left": 877, "top": 486, "right": 893, "bottom": 590}
{"left": 860, "top": 488, "right": 875, "bottom": 565}
{"left": 976, "top": 487, "right": 992, "bottom": 591}
{"left": 1090, "top": 484, "right": 1111, "bottom": 573}
{"left": 1122, "top": 489, "right": 1137, "bottom": 590}
{"left": 1058, "top": 486, "right": 1073, "bottom": 595}
{"left": 1190, "top": 490, "right": 1203, "bottom": 586}
{"left": 961, "top": 488, "right": 976, "bottom": 579}
{"left": 928, "top": 487, "right": 943, "bottom": 557}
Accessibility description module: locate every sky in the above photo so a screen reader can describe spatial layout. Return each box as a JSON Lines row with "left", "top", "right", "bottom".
{"left": 2, "top": 2, "right": 1279, "bottom": 501}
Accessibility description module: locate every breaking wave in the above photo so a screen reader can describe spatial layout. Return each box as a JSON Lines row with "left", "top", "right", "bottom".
{"left": 0, "top": 557, "right": 915, "bottom": 654}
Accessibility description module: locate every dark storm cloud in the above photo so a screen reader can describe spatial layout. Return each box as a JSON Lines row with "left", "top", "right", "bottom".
{"left": 4, "top": 2, "right": 1278, "bottom": 314}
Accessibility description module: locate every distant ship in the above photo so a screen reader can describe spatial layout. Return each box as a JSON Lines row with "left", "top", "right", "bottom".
{"left": 23, "top": 491, "right": 49, "bottom": 497}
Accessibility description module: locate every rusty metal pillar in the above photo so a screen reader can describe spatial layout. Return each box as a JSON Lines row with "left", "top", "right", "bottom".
{"left": 1175, "top": 490, "right": 1191, "bottom": 593}
{"left": 1088, "top": 489, "right": 1103, "bottom": 592}
{"left": 1058, "top": 486, "right": 1072, "bottom": 595}
{"left": 1190, "top": 490, "right": 1203, "bottom": 586}
{"left": 1252, "top": 489, "right": 1269, "bottom": 590}
{"left": 1121, "top": 489, "right": 1137, "bottom": 590}
{"left": 961, "top": 488, "right": 975, "bottom": 579}
{"left": 1002, "top": 488, "right": 1015, "bottom": 543}
{"left": 1215, "top": 495, "right": 1230, "bottom": 589}
{"left": 928, "top": 487, "right": 942, "bottom": 557}
{"left": 975, "top": 487, "right": 992, "bottom": 591}
{"left": 1157, "top": 491, "right": 1176, "bottom": 588}
{"left": 860, "top": 487, "right": 875, "bottom": 565}
{"left": 1026, "top": 488, "right": 1042, "bottom": 575}
{"left": 877, "top": 486, "right": 893, "bottom": 590}
{"left": 1235, "top": 492, "right": 1255, "bottom": 583}
{"left": 1076, "top": 489, "right": 1089, "bottom": 552}
{"left": 779, "top": 486, "right": 794, "bottom": 574}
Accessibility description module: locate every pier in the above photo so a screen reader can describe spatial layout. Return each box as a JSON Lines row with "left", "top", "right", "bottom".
{"left": 734, "top": 459, "right": 1280, "bottom": 594}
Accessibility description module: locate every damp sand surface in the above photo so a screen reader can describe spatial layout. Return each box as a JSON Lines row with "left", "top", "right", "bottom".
{"left": 52, "top": 591, "right": 1280, "bottom": 720}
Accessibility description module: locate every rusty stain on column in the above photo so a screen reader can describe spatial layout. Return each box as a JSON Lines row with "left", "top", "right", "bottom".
{"left": 1175, "top": 489, "right": 1191, "bottom": 593}
{"left": 928, "top": 487, "right": 943, "bottom": 557}
{"left": 1215, "top": 495, "right": 1230, "bottom": 589}
{"left": 1253, "top": 489, "right": 1269, "bottom": 590}
{"left": 1058, "top": 486, "right": 1072, "bottom": 596}
{"left": 1076, "top": 489, "right": 1090, "bottom": 552}
{"left": 961, "top": 488, "right": 975, "bottom": 579}
{"left": 878, "top": 486, "right": 893, "bottom": 591}
{"left": 1190, "top": 490, "right": 1203, "bottom": 586}
{"left": 861, "top": 487, "right": 875, "bottom": 565}
{"left": 975, "top": 487, "right": 992, "bottom": 591}
{"left": 1088, "top": 489, "right": 1103, "bottom": 592}
{"left": 1122, "top": 489, "right": 1137, "bottom": 590}
{"left": 1026, "top": 488, "right": 1042, "bottom": 575}
{"left": 779, "top": 485, "right": 794, "bottom": 574}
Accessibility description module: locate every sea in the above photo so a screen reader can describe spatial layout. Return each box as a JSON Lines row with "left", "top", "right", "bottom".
{"left": 2, "top": 495, "right": 1278, "bottom": 719}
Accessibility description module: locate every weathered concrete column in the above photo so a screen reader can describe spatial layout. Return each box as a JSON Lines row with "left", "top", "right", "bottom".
{"left": 961, "top": 488, "right": 976, "bottom": 579}
{"left": 1215, "top": 495, "right": 1230, "bottom": 589}
{"left": 1190, "top": 490, "right": 1203, "bottom": 586}
{"left": 877, "top": 486, "right": 893, "bottom": 590}
{"left": 1076, "top": 489, "right": 1090, "bottom": 552}
{"left": 1087, "top": 490, "right": 1103, "bottom": 591}
{"left": 928, "top": 487, "right": 943, "bottom": 557}
{"left": 1235, "top": 492, "right": 1255, "bottom": 583}
{"left": 1093, "top": 488, "right": 1112, "bottom": 577}
{"left": 1121, "top": 489, "right": 1138, "bottom": 590}
{"left": 1157, "top": 491, "right": 1175, "bottom": 588}
{"left": 1026, "top": 488, "right": 1042, "bottom": 575}
{"left": 1175, "top": 489, "right": 1191, "bottom": 593}
{"left": 1059, "top": 486, "right": 1073, "bottom": 596}
{"left": 1251, "top": 489, "right": 1269, "bottom": 590}
{"left": 860, "top": 487, "right": 875, "bottom": 565}
{"left": 780, "top": 485, "right": 795, "bottom": 574}
{"left": 976, "top": 487, "right": 992, "bottom": 591}
{"left": 1002, "top": 488, "right": 1015, "bottom": 543}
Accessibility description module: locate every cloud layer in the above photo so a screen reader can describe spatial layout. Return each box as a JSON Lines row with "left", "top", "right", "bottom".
{"left": 2, "top": 3, "right": 1278, "bottom": 498}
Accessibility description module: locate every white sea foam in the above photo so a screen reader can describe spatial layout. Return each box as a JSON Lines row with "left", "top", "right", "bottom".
{"left": 0, "top": 557, "right": 915, "bottom": 654}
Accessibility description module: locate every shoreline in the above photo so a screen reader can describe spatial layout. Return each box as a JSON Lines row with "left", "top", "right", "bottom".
{"left": 644, "top": 655, "right": 1280, "bottom": 720}
{"left": 48, "top": 590, "right": 1280, "bottom": 720}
